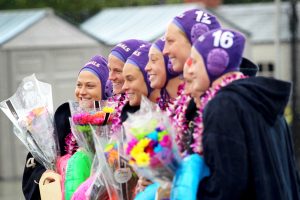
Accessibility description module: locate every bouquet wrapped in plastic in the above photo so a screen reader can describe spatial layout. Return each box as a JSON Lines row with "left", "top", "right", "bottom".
{"left": 66, "top": 100, "right": 116, "bottom": 200}
{"left": 102, "top": 137, "right": 138, "bottom": 200}
{"left": 84, "top": 127, "right": 121, "bottom": 200}
{"left": 69, "top": 100, "right": 115, "bottom": 154}
{"left": 123, "top": 96, "right": 181, "bottom": 188}
{"left": 0, "top": 74, "right": 58, "bottom": 170}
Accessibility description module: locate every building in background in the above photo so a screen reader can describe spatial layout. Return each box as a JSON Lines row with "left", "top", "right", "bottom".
{"left": 184, "top": 0, "right": 223, "bottom": 8}
{"left": 80, "top": 3, "right": 251, "bottom": 57}
{"left": 0, "top": 8, "right": 101, "bottom": 179}
{"left": 1, "top": 1, "right": 299, "bottom": 181}
{"left": 215, "top": 2, "right": 300, "bottom": 81}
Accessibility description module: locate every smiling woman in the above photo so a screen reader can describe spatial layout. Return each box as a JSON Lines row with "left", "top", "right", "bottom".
{"left": 75, "top": 71, "right": 102, "bottom": 101}
{"left": 145, "top": 37, "right": 182, "bottom": 111}
{"left": 122, "top": 63, "right": 148, "bottom": 106}
{"left": 75, "top": 55, "right": 110, "bottom": 102}
{"left": 122, "top": 44, "right": 159, "bottom": 107}
{"left": 163, "top": 8, "right": 221, "bottom": 74}
{"left": 108, "top": 39, "right": 149, "bottom": 95}
{"left": 22, "top": 55, "right": 110, "bottom": 200}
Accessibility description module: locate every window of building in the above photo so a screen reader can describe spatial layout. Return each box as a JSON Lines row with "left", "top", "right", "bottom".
{"left": 257, "top": 62, "right": 274, "bottom": 77}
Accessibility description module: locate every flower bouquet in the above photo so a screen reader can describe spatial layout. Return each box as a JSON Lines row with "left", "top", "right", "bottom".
{"left": 103, "top": 138, "right": 138, "bottom": 200}
{"left": 84, "top": 127, "right": 122, "bottom": 200}
{"left": 0, "top": 74, "right": 58, "bottom": 170}
{"left": 123, "top": 96, "right": 181, "bottom": 188}
{"left": 69, "top": 100, "right": 116, "bottom": 154}
{"left": 66, "top": 100, "right": 116, "bottom": 200}
{"left": 0, "top": 74, "right": 61, "bottom": 200}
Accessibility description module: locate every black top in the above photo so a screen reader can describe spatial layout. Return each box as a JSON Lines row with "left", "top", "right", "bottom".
{"left": 198, "top": 77, "right": 300, "bottom": 200}
{"left": 183, "top": 58, "right": 258, "bottom": 153}
{"left": 22, "top": 102, "right": 71, "bottom": 200}
{"left": 120, "top": 102, "right": 140, "bottom": 123}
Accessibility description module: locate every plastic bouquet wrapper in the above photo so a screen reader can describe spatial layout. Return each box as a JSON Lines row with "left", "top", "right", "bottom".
{"left": 123, "top": 96, "right": 181, "bottom": 188}
{"left": 69, "top": 100, "right": 116, "bottom": 154}
{"left": 102, "top": 135, "right": 139, "bottom": 200}
{"left": 0, "top": 74, "right": 58, "bottom": 170}
{"left": 84, "top": 127, "right": 122, "bottom": 200}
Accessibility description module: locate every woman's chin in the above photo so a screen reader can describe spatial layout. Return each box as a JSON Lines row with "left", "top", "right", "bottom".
{"left": 79, "top": 99, "right": 94, "bottom": 108}
{"left": 128, "top": 99, "right": 140, "bottom": 107}
{"left": 113, "top": 86, "right": 123, "bottom": 95}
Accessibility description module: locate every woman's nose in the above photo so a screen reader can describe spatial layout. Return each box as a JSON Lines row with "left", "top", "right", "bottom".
{"left": 122, "top": 81, "right": 128, "bottom": 91}
{"left": 163, "top": 44, "right": 169, "bottom": 56}
{"left": 79, "top": 86, "right": 87, "bottom": 95}
{"left": 109, "top": 71, "right": 116, "bottom": 81}
{"left": 145, "top": 63, "right": 151, "bottom": 72}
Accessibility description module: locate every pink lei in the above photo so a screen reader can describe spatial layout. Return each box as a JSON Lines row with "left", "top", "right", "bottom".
{"left": 171, "top": 74, "right": 248, "bottom": 154}
{"left": 191, "top": 73, "right": 248, "bottom": 154}
{"left": 65, "top": 133, "right": 78, "bottom": 155}
{"left": 110, "top": 94, "right": 128, "bottom": 134}
{"left": 167, "top": 82, "right": 192, "bottom": 153}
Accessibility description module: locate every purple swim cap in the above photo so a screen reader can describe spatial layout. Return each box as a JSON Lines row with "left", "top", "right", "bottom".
{"left": 126, "top": 44, "right": 153, "bottom": 96}
{"left": 110, "top": 39, "right": 149, "bottom": 63}
{"left": 193, "top": 28, "right": 245, "bottom": 83}
{"left": 172, "top": 8, "right": 221, "bottom": 44}
{"left": 79, "top": 55, "right": 109, "bottom": 100}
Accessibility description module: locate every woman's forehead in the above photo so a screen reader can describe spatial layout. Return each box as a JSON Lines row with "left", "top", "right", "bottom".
{"left": 149, "top": 47, "right": 162, "bottom": 56}
{"left": 165, "top": 23, "right": 183, "bottom": 38}
{"left": 123, "top": 63, "right": 141, "bottom": 75}
{"left": 77, "top": 71, "right": 100, "bottom": 83}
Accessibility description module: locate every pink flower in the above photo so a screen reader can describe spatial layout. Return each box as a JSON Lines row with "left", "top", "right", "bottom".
{"left": 160, "top": 135, "right": 171, "bottom": 148}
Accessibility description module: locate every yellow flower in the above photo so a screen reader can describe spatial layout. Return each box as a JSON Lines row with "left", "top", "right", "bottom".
{"left": 103, "top": 106, "right": 114, "bottom": 113}
{"left": 137, "top": 138, "right": 151, "bottom": 149}
{"left": 104, "top": 144, "right": 114, "bottom": 152}
{"left": 136, "top": 152, "right": 150, "bottom": 167}
{"left": 130, "top": 145, "right": 143, "bottom": 159}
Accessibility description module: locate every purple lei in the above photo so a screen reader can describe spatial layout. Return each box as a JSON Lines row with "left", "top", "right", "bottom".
{"left": 191, "top": 74, "right": 248, "bottom": 154}
{"left": 110, "top": 94, "right": 128, "bottom": 134}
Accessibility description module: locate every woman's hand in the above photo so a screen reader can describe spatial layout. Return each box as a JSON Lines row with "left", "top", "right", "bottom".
{"left": 135, "top": 176, "right": 153, "bottom": 193}
{"left": 41, "top": 170, "right": 58, "bottom": 184}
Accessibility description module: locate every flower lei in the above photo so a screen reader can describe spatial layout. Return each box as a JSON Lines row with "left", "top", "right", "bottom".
{"left": 65, "top": 133, "right": 78, "bottom": 155}
{"left": 110, "top": 94, "right": 128, "bottom": 134}
{"left": 157, "top": 89, "right": 175, "bottom": 111}
{"left": 190, "top": 73, "right": 248, "bottom": 154}
{"left": 167, "top": 82, "right": 192, "bottom": 153}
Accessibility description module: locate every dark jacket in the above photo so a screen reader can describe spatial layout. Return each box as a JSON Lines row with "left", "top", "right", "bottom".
{"left": 120, "top": 102, "right": 140, "bottom": 123}
{"left": 239, "top": 57, "right": 259, "bottom": 77}
{"left": 184, "top": 58, "right": 258, "bottom": 154}
{"left": 198, "top": 77, "right": 300, "bottom": 200}
{"left": 22, "top": 102, "right": 71, "bottom": 200}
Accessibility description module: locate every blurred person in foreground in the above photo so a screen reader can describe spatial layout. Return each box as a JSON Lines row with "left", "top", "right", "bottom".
{"left": 178, "top": 28, "right": 300, "bottom": 200}
{"left": 22, "top": 55, "right": 110, "bottom": 200}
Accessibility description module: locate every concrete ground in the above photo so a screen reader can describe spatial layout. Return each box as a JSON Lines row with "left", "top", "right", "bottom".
{"left": 0, "top": 179, "right": 23, "bottom": 200}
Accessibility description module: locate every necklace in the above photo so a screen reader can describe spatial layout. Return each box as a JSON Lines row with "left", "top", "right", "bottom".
{"left": 167, "top": 82, "right": 192, "bottom": 153}
{"left": 65, "top": 133, "right": 78, "bottom": 155}
{"left": 190, "top": 73, "right": 248, "bottom": 154}
{"left": 110, "top": 94, "right": 128, "bottom": 134}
